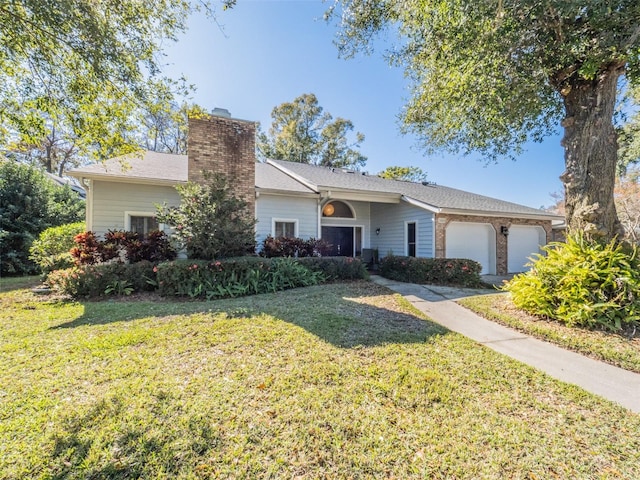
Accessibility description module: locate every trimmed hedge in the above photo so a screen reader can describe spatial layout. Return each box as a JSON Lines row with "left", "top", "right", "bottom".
{"left": 379, "top": 255, "right": 483, "bottom": 287}
{"left": 156, "top": 256, "right": 368, "bottom": 299}
{"left": 296, "top": 256, "right": 368, "bottom": 280}
{"left": 47, "top": 256, "right": 368, "bottom": 299}
{"left": 47, "top": 261, "right": 156, "bottom": 298}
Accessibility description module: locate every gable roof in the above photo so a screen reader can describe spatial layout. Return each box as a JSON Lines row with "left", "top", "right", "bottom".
{"left": 267, "top": 160, "right": 559, "bottom": 220}
{"left": 68, "top": 150, "right": 560, "bottom": 221}
{"left": 68, "top": 151, "right": 188, "bottom": 184}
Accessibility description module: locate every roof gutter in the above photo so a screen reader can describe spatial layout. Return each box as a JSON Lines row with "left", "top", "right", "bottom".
{"left": 66, "top": 172, "right": 185, "bottom": 187}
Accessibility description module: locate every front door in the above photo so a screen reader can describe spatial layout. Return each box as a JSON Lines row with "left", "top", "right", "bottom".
{"left": 321, "top": 226, "right": 354, "bottom": 256}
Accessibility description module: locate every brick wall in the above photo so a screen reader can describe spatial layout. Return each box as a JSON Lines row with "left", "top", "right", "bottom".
{"left": 434, "top": 214, "right": 552, "bottom": 275}
{"left": 187, "top": 114, "right": 256, "bottom": 214}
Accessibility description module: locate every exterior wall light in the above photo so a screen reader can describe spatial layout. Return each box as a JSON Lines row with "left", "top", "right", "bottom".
{"left": 376, "top": 228, "right": 381, "bottom": 235}
{"left": 501, "top": 226, "right": 509, "bottom": 236}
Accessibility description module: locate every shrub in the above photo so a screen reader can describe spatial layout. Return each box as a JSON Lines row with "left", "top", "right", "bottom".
{"left": 156, "top": 257, "right": 324, "bottom": 299}
{"left": 156, "top": 173, "right": 256, "bottom": 259}
{"left": 0, "top": 161, "right": 84, "bottom": 275}
{"left": 297, "top": 256, "right": 368, "bottom": 280}
{"left": 379, "top": 255, "right": 483, "bottom": 287}
{"left": 260, "top": 236, "right": 332, "bottom": 258}
{"left": 504, "top": 234, "right": 640, "bottom": 331}
{"left": 47, "top": 261, "right": 156, "bottom": 297}
{"left": 29, "top": 222, "right": 85, "bottom": 275}
{"left": 71, "top": 230, "right": 176, "bottom": 265}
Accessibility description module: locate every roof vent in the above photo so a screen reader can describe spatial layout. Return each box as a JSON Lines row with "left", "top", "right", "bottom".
{"left": 211, "top": 107, "right": 232, "bottom": 118}
{"left": 422, "top": 181, "right": 437, "bottom": 187}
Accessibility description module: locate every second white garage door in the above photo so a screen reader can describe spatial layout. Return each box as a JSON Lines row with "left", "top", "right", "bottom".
{"left": 445, "top": 222, "right": 496, "bottom": 275}
{"left": 507, "top": 225, "right": 546, "bottom": 273}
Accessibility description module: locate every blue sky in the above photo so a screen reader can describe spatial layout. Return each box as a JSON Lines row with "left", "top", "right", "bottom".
{"left": 162, "top": 1, "right": 566, "bottom": 209}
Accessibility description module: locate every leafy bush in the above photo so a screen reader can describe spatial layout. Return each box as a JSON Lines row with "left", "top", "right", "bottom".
{"left": 47, "top": 261, "right": 156, "bottom": 297}
{"left": 156, "top": 257, "right": 324, "bottom": 299}
{"left": 379, "top": 255, "right": 483, "bottom": 287}
{"left": 297, "top": 256, "right": 368, "bottom": 280}
{"left": 29, "top": 222, "right": 85, "bottom": 275}
{"left": 504, "top": 234, "right": 640, "bottom": 331}
{"left": 0, "top": 161, "right": 84, "bottom": 275}
{"left": 260, "top": 236, "right": 332, "bottom": 258}
{"left": 156, "top": 173, "right": 256, "bottom": 260}
{"left": 71, "top": 230, "right": 176, "bottom": 265}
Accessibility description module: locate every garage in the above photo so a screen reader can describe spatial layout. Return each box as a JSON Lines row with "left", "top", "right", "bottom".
{"left": 445, "top": 222, "right": 496, "bottom": 275}
{"left": 507, "top": 225, "right": 546, "bottom": 273}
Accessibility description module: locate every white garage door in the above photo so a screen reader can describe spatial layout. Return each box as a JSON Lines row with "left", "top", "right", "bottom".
{"left": 508, "top": 225, "right": 546, "bottom": 273}
{"left": 445, "top": 222, "right": 496, "bottom": 275}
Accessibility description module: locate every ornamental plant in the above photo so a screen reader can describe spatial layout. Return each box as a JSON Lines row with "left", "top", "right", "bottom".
{"left": 504, "top": 233, "right": 640, "bottom": 331}
{"left": 379, "top": 255, "right": 482, "bottom": 287}
{"left": 29, "top": 222, "right": 85, "bottom": 275}
{"left": 156, "top": 173, "right": 256, "bottom": 260}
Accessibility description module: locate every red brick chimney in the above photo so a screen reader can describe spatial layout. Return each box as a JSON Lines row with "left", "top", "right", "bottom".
{"left": 187, "top": 109, "right": 256, "bottom": 214}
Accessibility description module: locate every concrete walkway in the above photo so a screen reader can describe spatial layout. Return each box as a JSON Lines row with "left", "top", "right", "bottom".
{"left": 371, "top": 275, "right": 640, "bottom": 414}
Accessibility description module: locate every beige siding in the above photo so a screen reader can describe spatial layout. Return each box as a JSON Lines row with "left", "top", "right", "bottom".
{"left": 91, "top": 181, "right": 180, "bottom": 236}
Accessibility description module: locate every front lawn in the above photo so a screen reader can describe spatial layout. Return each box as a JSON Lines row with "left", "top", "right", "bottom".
{"left": 459, "top": 293, "right": 640, "bottom": 374}
{"left": 1, "top": 281, "right": 639, "bottom": 478}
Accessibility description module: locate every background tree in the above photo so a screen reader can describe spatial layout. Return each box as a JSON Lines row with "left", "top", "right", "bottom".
{"left": 618, "top": 84, "right": 640, "bottom": 175}
{"left": 379, "top": 166, "right": 428, "bottom": 182}
{"left": 139, "top": 101, "right": 208, "bottom": 155}
{"left": 0, "top": 160, "right": 84, "bottom": 275}
{"left": 156, "top": 173, "right": 256, "bottom": 260}
{"left": 614, "top": 168, "right": 640, "bottom": 244}
{"left": 257, "top": 93, "right": 367, "bottom": 169}
{"left": 0, "top": 0, "right": 233, "bottom": 164}
{"left": 330, "top": 0, "right": 640, "bottom": 240}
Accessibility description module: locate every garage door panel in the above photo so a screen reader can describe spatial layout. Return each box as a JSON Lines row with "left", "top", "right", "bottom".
{"left": 445, "top": 222, "right": 496, "bottom": 275}
{"left": 508, "top": 225, "right": 545, "bottom": 273}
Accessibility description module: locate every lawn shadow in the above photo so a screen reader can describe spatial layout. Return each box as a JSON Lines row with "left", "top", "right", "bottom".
{"left": 52, "top": 281, "right": 447, "bottom": 348}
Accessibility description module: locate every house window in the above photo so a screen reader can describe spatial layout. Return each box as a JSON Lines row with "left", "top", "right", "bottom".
{"left": 273, "top": 219, "right": 297, "bottom": 238}
{"left": 130, "top": 216, "right": 159, "bottom": 235}
{"left": 322, "top": 201, "right": 354, "bottom": 218}
{"left": 407, "top": 222, "right": 417, "bottom": 257}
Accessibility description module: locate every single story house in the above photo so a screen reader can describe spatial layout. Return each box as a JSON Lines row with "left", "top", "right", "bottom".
{"left": 68, "top": 111, "right": 563, "bottom": 275}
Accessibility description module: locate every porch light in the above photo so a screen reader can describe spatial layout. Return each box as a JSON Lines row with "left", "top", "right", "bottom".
{"left": 376, "top": 228, "right": 381, "bottom": 235}
{"left": 323, "top": 203, "right": 335, "bottom": 216}
{"left": 501, "top": 226, "right": 509, "bottom": 236}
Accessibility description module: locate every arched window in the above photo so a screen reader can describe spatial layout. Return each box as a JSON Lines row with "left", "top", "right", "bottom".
{"left": 322, "top": 201, "right": 354, "bottom": 218}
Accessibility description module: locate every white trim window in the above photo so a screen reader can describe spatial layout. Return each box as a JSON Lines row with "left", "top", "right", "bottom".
{"left": 272, "top": 218, "right": 298, "bottom": 238}
{"left": 125, "top": 211, "right": 160, "bottom": 236}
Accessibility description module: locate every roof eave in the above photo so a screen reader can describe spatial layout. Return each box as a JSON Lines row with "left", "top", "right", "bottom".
{"left": 438, "top": 207, "right": 564, "bottom": 221}
{"left": 67, "top": 171, "right": 185, "bottom": 187}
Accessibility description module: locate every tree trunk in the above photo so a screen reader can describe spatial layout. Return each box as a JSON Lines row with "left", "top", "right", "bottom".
{"left": 560, "top": 64, "right": 624, "bottom": 241}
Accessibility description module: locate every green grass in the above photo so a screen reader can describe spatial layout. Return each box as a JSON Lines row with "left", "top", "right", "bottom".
{"left": 459, "top": 293, "right": 640, "bottom": 374}
{"left": 1, "top": 281, "right": 640, "bottom": 479}
{"left": 0, "top": 275, "right": 41, "bottom": 292}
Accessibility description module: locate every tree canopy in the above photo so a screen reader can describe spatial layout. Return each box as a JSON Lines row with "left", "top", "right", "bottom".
{"left": 330, "top": 0, "right": 640, "bottom": 240}
{"left": 257, "top": 93, "right": 367, "bottom": 169}
{"left": 0, "top": 0, "right": 232, "bottom": 165}
{"left": 379, "top": 166, "right": 428, "bottom": 183}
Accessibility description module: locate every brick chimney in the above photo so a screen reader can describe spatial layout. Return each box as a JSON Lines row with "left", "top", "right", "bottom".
{"left": 187, "top": 110, "right": 256, "bottom": 214}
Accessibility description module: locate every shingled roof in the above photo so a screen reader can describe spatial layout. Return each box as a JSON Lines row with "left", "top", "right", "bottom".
{"left": 69, "top": 151, "right": 188, "bottom": 183}
{"left": 69, "top": 151, "right": 560, "bottom": 220}
{"left": 267, "top": 160, "right": 559, "bottom": 219}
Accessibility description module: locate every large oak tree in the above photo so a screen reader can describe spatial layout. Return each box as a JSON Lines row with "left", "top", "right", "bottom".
{"left": 330, "top": 0, "right": 640, "bottom": 240}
